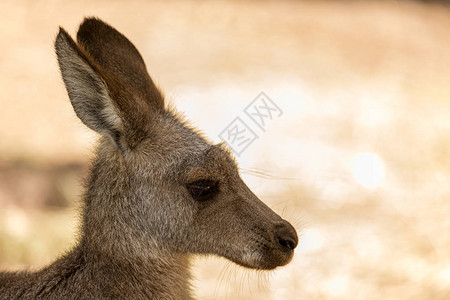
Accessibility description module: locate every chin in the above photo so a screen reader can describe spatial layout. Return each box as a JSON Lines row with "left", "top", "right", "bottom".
{"left": 230, "top": 249, "right": 295, "bottom": 271}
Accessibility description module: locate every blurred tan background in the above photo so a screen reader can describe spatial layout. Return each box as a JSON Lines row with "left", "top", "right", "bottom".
{"left": 1, "top": 0, "right": 450, "bottom": 299}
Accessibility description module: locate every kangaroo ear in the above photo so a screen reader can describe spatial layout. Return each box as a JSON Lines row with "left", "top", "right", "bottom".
{"left": 55, "top": 28, "right": 123, "bottom": 145}
{"left": 76, "top": 17, "right": 164, "bottom": 111}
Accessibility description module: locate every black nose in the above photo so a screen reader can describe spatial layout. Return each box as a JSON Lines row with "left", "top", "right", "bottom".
{"left": 274, "top": 221, "right": 298, "bottom": 251}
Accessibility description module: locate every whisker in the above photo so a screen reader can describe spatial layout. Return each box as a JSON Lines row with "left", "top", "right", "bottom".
{"left": 240, "top": 167, "right": 298, "bottom": 181}
{"left": 214, "top": 260, "right": 232, "bottom": 299}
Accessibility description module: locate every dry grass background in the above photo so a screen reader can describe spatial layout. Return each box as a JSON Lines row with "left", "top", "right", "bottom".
{"left": 1, "top": 0, "right": 450, "bottom": 299}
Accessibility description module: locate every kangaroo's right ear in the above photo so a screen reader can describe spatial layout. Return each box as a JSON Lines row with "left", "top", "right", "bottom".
{"left": 55, "top": 28, "right": 122, "bottom": 143}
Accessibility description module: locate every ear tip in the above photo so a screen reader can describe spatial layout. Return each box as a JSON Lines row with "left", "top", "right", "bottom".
{"left": 54, "top": 27, "right": 82, "bottom": 61}
{"left": 82, "top": 16, "right": 104, "bottom": 25}
{"left": 77, "top": 17, "right": 110, "bottom": 40}
{"left": 55, "top": 27, "right": 68, "bottom": 51}
{"left": 55, "top": 27, "right": 71, "bottom": 45}
{"left": 80, "top": 16, "right": 100, "bottom": 31}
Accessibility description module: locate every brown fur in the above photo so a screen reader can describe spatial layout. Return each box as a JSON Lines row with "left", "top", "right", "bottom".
{"left": 0, "top": 18, "right": 298, "bottom": 299}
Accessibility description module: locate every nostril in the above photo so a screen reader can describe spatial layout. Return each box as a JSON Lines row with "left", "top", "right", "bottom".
{"left": 277, "top": 236, "right": 296, "bottom": 250}
{"left": 274, "top": 222, "right": 298, "bottom": 251}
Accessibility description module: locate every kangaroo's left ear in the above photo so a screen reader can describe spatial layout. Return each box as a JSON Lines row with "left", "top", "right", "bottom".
{"left": 55, "top": 28, "right": 125, "bottom": 146}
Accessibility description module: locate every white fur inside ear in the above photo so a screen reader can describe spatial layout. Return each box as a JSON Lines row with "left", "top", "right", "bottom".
{"left": 56, "top": 31, "right": 123, "bottom": 136}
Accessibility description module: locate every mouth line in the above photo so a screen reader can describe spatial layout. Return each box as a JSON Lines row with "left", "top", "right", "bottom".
{"left": 231, "top": 246, "right": 294, "bottom": 270}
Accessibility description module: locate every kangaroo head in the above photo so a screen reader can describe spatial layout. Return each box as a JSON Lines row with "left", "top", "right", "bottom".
{"left": 55, "top": 18, "right": 297, "bottom": 270}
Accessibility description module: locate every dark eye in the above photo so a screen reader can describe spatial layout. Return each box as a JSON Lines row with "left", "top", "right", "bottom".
{"left": 186, "top": 179, "right": 219, "bottom": 201}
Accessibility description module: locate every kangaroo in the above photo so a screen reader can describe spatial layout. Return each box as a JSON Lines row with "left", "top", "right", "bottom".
{"left": 0, "top": 18, "right": 298, "bottom": 300}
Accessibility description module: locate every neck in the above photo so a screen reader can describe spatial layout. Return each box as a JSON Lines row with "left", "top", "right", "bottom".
{"left": 1, "top": 143, "right": 194, "bottom": 299}
{"left": 76, "top": 243, "right": 193, "bottom": 299}
{"left": 76, "top": 146, "right": 193, "bottom": 299}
